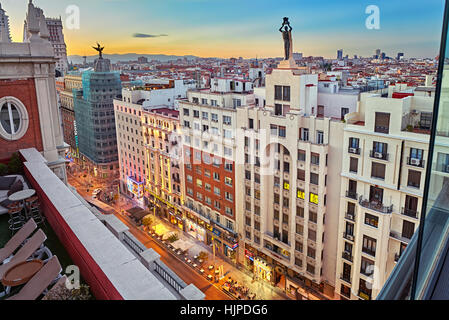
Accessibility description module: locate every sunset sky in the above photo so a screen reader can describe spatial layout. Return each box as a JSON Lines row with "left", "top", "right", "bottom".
{"left": 2, "top": 0, "right": 446, "bottom": 59}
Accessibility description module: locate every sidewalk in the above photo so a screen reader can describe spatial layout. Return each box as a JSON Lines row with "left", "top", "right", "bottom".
{"left": 145, "top": 213, "right": 290, "bottom": 300}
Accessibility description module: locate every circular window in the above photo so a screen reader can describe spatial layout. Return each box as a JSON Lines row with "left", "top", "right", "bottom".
{"left": 0, "top": 97, "right": 29, "bottom": 141}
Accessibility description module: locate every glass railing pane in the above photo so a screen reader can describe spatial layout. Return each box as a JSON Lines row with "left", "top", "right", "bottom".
{"left": 413, "top": 9, "right": 449, "bottom": 298}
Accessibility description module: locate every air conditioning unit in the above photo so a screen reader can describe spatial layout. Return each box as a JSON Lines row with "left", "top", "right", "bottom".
{"left": 374, "top": 152, "right": 383, "bottom": 159}
{"left": 349, "top": 147, "right": 357, "bottom": 153}
{"left": 410, "top": 158, "right": 421, "bottom": 166}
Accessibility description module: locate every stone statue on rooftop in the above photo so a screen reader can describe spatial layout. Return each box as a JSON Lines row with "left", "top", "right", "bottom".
{"left": 279, "top": 17, "right": 293, "bottom": 60}
{"left": 92, "top": 42, "right": 104, "bottom": 58}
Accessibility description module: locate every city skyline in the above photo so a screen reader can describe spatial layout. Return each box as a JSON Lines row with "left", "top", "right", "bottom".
{"left": 1, "top": 0, "right": 446, "bottom": 59}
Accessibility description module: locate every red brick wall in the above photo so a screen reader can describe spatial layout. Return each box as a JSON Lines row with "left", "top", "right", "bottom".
{"left": 184, "top": 146, "right": 236, "bottom": 221}
{"left": 0, "top": 79, "right": 44, "bottom": 159}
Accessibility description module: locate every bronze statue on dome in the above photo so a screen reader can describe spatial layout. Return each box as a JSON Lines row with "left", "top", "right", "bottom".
{"left": 92, "top": 42, "right": 104, "bottom": 58}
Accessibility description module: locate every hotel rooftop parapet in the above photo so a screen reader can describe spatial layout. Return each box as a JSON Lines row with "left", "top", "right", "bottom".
{"left": 20, "top": 147, "right": 203, "bottom": 300}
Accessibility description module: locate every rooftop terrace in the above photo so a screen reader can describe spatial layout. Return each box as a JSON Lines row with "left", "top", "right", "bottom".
{"left": 6, "top": 148, "right": 204, "bottom": 300}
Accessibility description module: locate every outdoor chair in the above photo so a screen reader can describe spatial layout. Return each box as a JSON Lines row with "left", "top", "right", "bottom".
{"left": 41, "top": 275, "right": 67, "bottom": 300}
{"left": 7, "top": 256, "right": 63, "bottom": 300}
{"left": 0, "top": 229, "right": 50, "bottom": 298}
{"left": 0, "top": 219, "right": 37, "bottom": 263}
{"left": 0, "top": 229, "right": 48, "bottom": 280}
{"left": 7, "top": 207, "right": 25, "bottom": 236}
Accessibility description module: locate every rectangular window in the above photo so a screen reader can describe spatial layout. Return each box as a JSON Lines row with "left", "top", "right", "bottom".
{"left": 300, "top": 128, "right": 309, "bottom": 141}
{"left": 349, "top": 157, "right": 358, "bottom": 173}
{"left": 310, "top": 193, "right": 319, "bottom": 205}
{"left": 275, "top": 104, "right": 283, "bottom": 116}
{"left": 364, "top": 213, "right": 379, "bottom": 228}
{"left": 374, "top": 112, "right": 390, "bottom": 134}
{"left": 297, "top": 206, "right": 304, "bottom": 217}
{"left": 310, "top": 173, "right": 319, "bottom": 185}
{"left": 309, "top": 211, "right": 317, "bottom": 223}
{"left": 279, "top": 126, "right": 286, "bottom": 137}
{"left": 311, "top": 153, "right": 320, "bottom": 165}
{"left": 402, "top": 220, "right": 415, "bottom": 239}
{"left": 283, "top": 86, "right": 291, "bottom": 101}
{"left": 275, "top": 85, "right": 283, "bottom": 100}
{"left": 371, "top": 162, "right": 386, "bottom": 180}
{"left": 362, "top": 235, "right": 377, "bottom": 257}
{"left": 316, "top": 131, "right": 324, "bottom": 144}
{"left": 360, "top": 257, "right": 375, "bottom": 276}
{"left": 296, "top": 219, "right": 305, "bottom": 233}
{"left": 298, "top": 150, "right": 306, "bottom": 161}
{"left": 223, "top": 116, "right": 232, "bottom": 125}
{"left": 407, "top": 170, "right": 421, "bottom": 188}
{"left": 297, "top": 189, "right": 305, "bottom": 199}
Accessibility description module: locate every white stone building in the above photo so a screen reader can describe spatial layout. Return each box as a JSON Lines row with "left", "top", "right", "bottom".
{"left": 335, "top": 92, "right": 433, "bottom": 300}
{"left": 235, "top": 58, "right": 345, "bottom": 299}
{"left": 24, "top": 15, "right": 68, "bottom": 74}
{"left": 0, "top": 3, "right": 11, "bottom": 43}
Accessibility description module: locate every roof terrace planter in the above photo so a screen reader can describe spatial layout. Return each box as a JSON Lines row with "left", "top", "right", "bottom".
{"left": 359, "top": 196, "right": 393, "bottom": 214}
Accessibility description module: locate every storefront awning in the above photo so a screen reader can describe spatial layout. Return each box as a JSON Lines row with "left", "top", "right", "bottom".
{"left": 127, "top": 207, "right": 148, "bottom": 221}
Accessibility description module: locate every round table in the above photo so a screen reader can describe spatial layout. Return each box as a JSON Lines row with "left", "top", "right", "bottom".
{"left": 8, "top": 189, "right": 36, "bottom": 203}
{"left": 2, "top": 259, "right": 43, "bottom": 287}
{"left": 8, "top": 189, "right": 36, "bottom": 218}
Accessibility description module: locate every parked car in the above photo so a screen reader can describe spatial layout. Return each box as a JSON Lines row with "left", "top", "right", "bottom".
{"left": 92, "top": 188, "right": 102, "bottom": 198}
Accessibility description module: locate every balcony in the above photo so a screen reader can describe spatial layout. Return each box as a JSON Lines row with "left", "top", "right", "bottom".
{"left": 342, "top": 251, "right": 353, "bottom": 262}
{"left": 343, "top": 232, "right": 355, "bottom": 241}
{"left": 340, "top": 274, "right": 352, "bottom": 284}
{"left": 346, "top": 190, "right": 358, "bottom": 200}
{"left": 370, "top": 150, "right": 389, "bottom": 161}
{"left": 345, "top": 212, "right": 355, "bottom": 222}
{"left": 348, "top": 146, "right": 361, "bottom": 155}
{"left": 362, "top": 248, "right": 376, "bottom": 257}
{"left": 359, "top": 196, "right": 393, "bottom": 214}
{"left": 390, "top": 230, "right": 412, "bottom": 244}
{"left": 407, "top": 157, "right": 425, "bottom": 168}
{"left": 358, "top": 291, "right": 372, "bottom": 300}
{"left": 401, "top": 207, "right": 419, "bottom": 219}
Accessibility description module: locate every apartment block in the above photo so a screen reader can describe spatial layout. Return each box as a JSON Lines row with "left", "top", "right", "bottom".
{"left": 336, "top": 92, "right": 433, "bottom": 300}
{"left": 58, "top": 74, "right": 82, "bottom": 155}
{"left": 179, "top": 79, "right": 255, "bottom": 264}
{"left": 235, "top": 60, "right": 345, "bottom": 299}
{"left": 114, "top": 93, "right": 146, "bottom": 205}
{"left": 142, "top": 107, "right": 184, "bottom": 229}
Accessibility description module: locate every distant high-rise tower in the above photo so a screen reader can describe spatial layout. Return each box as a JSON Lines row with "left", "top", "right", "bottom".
{"left": 24, "top": 15, "right": 68, "bottom": 74}
{"left": 337, "top": 49, "right": 343, "bottom": 60}
{"left": 381, "top": 52, "right": 386, "bottom": 60}
{"left": 0, "top": 3, "right": 11, "bottom": 43}
{"left": 375, "top": 48, "right": 381, "bottom": 59}
{"left": 397, "top": 52, "right": 404, "bottom": 60}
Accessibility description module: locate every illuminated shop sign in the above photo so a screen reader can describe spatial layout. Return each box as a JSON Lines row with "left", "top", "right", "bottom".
{"left": 127, "top": 176, "right": 144, "bottom": 198}
{"left": 245, "top": 250, "right": 254, "bottom": 261}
